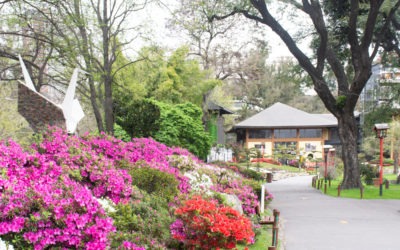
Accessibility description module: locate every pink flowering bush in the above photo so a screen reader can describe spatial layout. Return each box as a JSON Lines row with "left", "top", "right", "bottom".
{"left": 0, "top": 126, "right": 267, "bottom": 249}
{"left": 0, "top": 127, "right": 205, "bottom": 249}
{"left": 35, "top": 127, "right": 191, "bottom": 195}
{"left": 211, "top": 180, "right": 260, "bottom": 215}
{"left": 0, "top": 141, "right": 115, "bottom": 249}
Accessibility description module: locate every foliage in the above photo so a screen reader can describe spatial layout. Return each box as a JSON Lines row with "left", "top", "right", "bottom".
{"left": 388, "top": 118, "right": 400, "bottom": 174}
{"left": 273, "top": 144, "right": 297, "bottom": 165}
{"left": 249, "top": 147, "right": 263, "bottom": 169}
{"left": 208, "top": 0, "right": 400, "bottom": 189}
{"left": 0, "top": 126, "right": 268, "bottom": 249}
{"left": 116, "top": 98, "right": 212, "bottom": 159}
{"left": 129, "top": 167, "right": 179, "bottom": 202}
{"left": 109, "top": 187, "right": 174, "bottom": 249}
{"left": 360, "top": 164, "right": 379, "bottom": 185}
{"left": 114, "top": 46, "right": 219, "bottom": 107}
{"left": 115, "top": 97, "right": 161, "bottom": 139}
{"left": 240, "top": 168, "right": 264, "bottom": 181}
{"left": 211, "top": 180, "right": 259, "bottom": 215}
{"left": 2, "top": 0, "right": 150, "bottom": 133}
{"left": 363, "top": 106, "right": 394, "bottom": 137}
{"left": 153, "top": 100, "right": 212, "bottom": 159}
{"left": 114, "top": 124, "right": 131, "bottom": 142}
{"left": 0, "top": 127, "right": 201, "bottom": 249}
{"left": 171, "top": 196, "right": 254, "bottom": 249}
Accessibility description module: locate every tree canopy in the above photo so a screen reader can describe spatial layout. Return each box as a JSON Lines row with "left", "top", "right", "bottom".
{"left": 115, "top": 98, "right": 211, "bottom": 159}
{"left": 207, "top": 0, "right": 400, "bottom": 189}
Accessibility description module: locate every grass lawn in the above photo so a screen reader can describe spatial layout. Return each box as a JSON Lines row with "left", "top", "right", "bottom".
{"left": 237, "top": 224, "right": 272, "bottom": 249}
{"left": 317, "top": 172, "right": 400, "bottom": 199}
{"left": 237, "top": 162, "right": 304, "bottom": 173}
{"left": 237, "top": 224, "right": 281, "bottom": 250}
{"left": 237, "top": 208, "right": 281, "bottom": 250}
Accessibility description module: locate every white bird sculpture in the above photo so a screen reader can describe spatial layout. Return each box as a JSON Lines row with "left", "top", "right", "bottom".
{"left": 18, "top": 55, "right": 85, "bottom": 134}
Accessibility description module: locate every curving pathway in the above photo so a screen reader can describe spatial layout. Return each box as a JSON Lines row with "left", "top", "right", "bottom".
{"left": 266, "top": 175, "right": 400, "bottom": 250}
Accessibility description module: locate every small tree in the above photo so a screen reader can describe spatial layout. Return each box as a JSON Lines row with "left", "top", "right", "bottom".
{"left": 249, "top": 147, "right": 263, "bottom": 171}
{"left": 389, "top": 118, "right": 400, "bottom": 174}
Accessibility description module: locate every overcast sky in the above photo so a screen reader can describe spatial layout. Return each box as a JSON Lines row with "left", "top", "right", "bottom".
{"left": 127, "top": 1, "right": 311, "bottom": 62}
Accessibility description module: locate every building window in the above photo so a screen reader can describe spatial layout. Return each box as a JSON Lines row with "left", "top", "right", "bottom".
{"left": 249, "top": 129, "right": 273, "bottom": 139}
{"left": 254, "top": 143, "right": 265, "bottom": 149}
{"left": 299, "top": 129, "right": 322, "bottom": 138}
{"left": 274, "top": 141, "right": 297, "bottom": 154}
{"left": 305, "top": 143, "right": 317, "bottom": 152}
{"left": 274, "top": 129, "right": 297, "bottom": 139}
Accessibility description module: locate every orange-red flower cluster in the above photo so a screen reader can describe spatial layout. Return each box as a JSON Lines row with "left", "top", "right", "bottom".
{"left": 172, "top": 196, "right": 254, "bottom": 249}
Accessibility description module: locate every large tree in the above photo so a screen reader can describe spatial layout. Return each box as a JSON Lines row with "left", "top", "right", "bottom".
{"left": 0, "top": 0, "right": 148, "bottom": 134}
{"left": 209, "top": 0, "right": 400, "bottom": 189}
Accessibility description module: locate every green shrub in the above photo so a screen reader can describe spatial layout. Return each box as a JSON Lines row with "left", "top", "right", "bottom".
{"left": 384, "top": 159, "right": 394, "bottom": 165}
{"left": 129, "top": 167, "right": 179, "bottom": 202}
{"left": 153, "top": 101, "right": 212, "bottom": 159}
{"left": 240, "top": 168, "right": 264, "bottom": 181}
{"left": 242, "top": 178, "right": 263, "bottom": 199}
{"left": 360, "top": 164, "right": 379, "bottom": 185}
{"left": 113, "top": 123, "right": 131, "bottom": 142}
{"left": 109, "top": 189, "right": 174, "bottom": 249}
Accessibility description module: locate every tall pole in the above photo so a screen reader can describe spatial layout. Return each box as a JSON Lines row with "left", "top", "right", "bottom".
{"left": 324, "top": 152, "right": 328, "bottom": 194}
{"left": 379, "top": 137, "right": 384, "bottom": 196}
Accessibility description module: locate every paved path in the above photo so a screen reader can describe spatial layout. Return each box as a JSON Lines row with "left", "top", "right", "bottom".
{"left": 266, "top": 175, "right": 400, "bottom": 250}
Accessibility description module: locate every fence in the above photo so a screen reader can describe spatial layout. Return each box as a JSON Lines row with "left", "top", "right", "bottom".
{"left": 207, "top": 147, "right": 233, "bottom": 162}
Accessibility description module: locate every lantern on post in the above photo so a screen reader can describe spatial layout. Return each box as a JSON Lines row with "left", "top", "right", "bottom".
{"left": 323, "top": 145, "right": 333, "bottom": 194}
{"left": 373, "top": 123, "right": 389, "bottom": 196}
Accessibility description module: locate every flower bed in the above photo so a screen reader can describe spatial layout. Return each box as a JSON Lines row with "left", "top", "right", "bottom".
{"left": 171, "top": 196, "right": 254, "bottom": 249}
{"left": 250, "top": 158, "right": 281, "bottom": 165}
{"left": 0, "top": 127, "right": 269, "bottom": 249}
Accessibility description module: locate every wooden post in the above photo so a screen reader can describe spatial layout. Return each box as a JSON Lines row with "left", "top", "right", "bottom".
{"left": 272, "top": 209, "right": 280, "bottom": 247}
{"left": 272, "top": 227, "right": 279, "bottom": 246}
{"left": 385, "top": 179, "right": 390, "bottom": 189}
{"left": 273, "top": 209, "right": 280, "bottom": 227}
{"left": 360, "top": 186, "right": 364, "bottom": 199}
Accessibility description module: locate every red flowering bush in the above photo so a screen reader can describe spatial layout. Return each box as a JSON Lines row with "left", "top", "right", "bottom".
{"left": 171, "top": 196, "right": 254, "bottom": 249}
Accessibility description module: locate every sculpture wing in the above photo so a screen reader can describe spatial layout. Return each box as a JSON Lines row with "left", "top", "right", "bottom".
{"left": 62, "top": 68, "right": 85, "bottom": 134}
{"left": 18, "top": 55, "right": 37, "bottom": 92}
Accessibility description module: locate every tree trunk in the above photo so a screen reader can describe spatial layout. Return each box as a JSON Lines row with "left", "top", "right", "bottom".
{"left": 88, "top": 77, "right": 104, "bottom": 132}
{"left": 104, "top": 77, "right": 114, "bottom": 134}
{"left": 74, "top": 0, "right": 104, "bottom": 132}
{"left": 337, "top": 111, "right": 362, "bottom": 189}
{"left": 393, "top": 150, "right": 399, "bottom": 174}
{"left": 101, "top": 0, "right": 114, "bottom": 135}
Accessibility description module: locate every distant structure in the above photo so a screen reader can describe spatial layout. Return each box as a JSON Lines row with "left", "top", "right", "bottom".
{"left": 231, "top": 102, "right": 339, "bottom": 159}
{"left": 18, "top": 55, "right": 84, "bottom": 134}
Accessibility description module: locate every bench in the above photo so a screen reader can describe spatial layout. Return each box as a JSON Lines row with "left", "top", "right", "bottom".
{"left": 256, "top": 208, "right": 281, "bottom": 248}
{"left": 259, "top": 215, "right": 275, "bottom": 225}
{"left": 256, "top": 205, "right": 280, "bottom": 226}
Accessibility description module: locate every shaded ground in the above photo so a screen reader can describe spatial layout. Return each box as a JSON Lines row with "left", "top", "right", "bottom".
{"left": 267, "top": 175, "right": 400, "bottom": 250}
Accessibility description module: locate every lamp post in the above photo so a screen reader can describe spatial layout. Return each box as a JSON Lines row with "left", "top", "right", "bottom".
{"left": 374, "top": 123, "right": 389, "bottom": 196}
{"left": 323, "top": 145, "right": 333, "bottom": 194}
